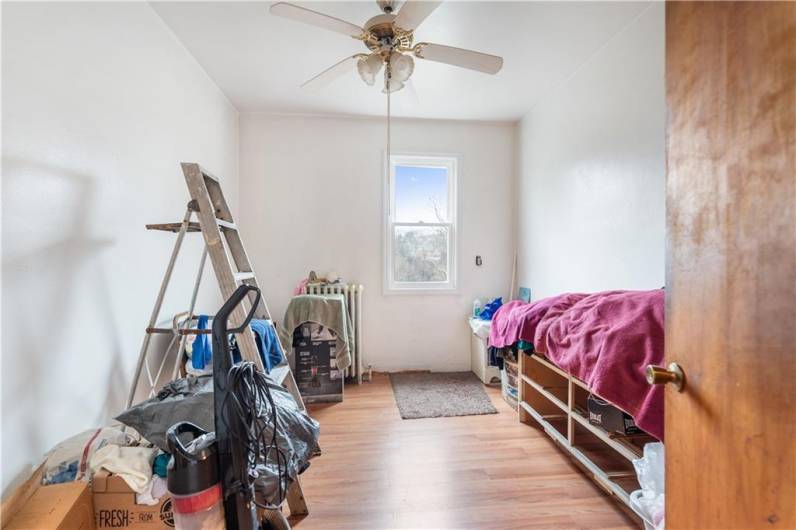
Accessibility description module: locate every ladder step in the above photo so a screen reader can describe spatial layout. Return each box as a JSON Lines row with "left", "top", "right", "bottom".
{"left": 234, "top": 272, "right": 255, "bottom": 282}
{"left": 146, "top": 220, "right": 237, "bottom": 233}
{"left": 146, "top": 220, "right": 235, "bottom": 233}
{"left": 146, "top": 327, "right": 210, "bottom": 335}
{"left": 216, "top": 219, "right": 237, "bottom": 231}
{"left": 146, "top": 222, "right": 202, "bottom": 233}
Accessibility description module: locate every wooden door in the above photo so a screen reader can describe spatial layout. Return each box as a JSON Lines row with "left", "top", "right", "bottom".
{"left": 665, "top": 2, "right": 796, "bottom": 528}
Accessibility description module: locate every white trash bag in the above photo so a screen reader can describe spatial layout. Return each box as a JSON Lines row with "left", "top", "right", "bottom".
{"left": 631, "top": 442, "right": 665, "bottom": 530}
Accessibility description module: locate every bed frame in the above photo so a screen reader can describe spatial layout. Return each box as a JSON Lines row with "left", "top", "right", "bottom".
{"left": 518, "top": 350, "right": 655, "bottom": 524}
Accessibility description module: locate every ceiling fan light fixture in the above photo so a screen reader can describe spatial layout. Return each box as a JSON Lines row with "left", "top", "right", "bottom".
{"left": 357, "top": 53, "right": 383, "bottom": 86}
{"left": 382, "top": 80, "right": 405, "bottom": 94}
{"left": 389, "top": 51, "right": 415, "bottom": 83}
{"left": 382, "top": 67, "right": 405, "bottom": 93}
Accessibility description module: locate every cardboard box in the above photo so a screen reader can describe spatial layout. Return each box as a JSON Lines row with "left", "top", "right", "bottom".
{"left": 91, "top": 472, "right": 173, "bottom": 529}
{"left": 587, "top": 394, "right": 641, "bottom": 435}
{"left": 5, "top": 481, "right": 94, "bottom": 530}
{"left": 292, "top": 323, "right": 344, "bottom": 403}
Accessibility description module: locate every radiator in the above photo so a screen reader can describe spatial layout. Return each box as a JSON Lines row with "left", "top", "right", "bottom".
{"left": 302, "top": 283, "right": 368, "bottom": 384}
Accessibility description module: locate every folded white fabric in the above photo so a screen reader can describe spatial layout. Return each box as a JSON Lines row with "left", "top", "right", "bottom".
{"left": 468, "top": 317, "right": 492, "bottom": 340}
{"left": 136, "top": 476, "right": 168, "bottom": 506}
{"left": 89, "top": 444, "right": 157, "bottom": 493}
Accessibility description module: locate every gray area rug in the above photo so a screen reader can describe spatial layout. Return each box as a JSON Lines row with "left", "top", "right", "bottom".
{"left": 389, "top": 372, "right": 498, "bottom": 419}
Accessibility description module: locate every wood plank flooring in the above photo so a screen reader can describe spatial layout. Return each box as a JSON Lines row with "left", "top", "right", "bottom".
{"left": 289, "top": 374, "right": 637, "bottom": 530}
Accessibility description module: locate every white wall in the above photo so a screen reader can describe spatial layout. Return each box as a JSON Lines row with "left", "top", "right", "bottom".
{"left": 516, "top": 3, "right": 665, "bottom": 299}
{"left": 239, "top": 114, "right": 515, "bottom": 372}
{"left": 1, "top": 2, "right": 238, "bottom": 494}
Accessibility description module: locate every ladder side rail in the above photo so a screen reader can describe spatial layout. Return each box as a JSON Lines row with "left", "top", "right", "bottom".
{"left": 126, "top": 207, "right": 193, "bottom": 408}
{"left": 218, "top": 233, "right": 259, "bottom": 317}
{"left": 223, "top": 229, "right": 273, "bottom": 321}
{"left": 182, "top": 163, "right": 264, "bottom": 371}
{"left": 285, "top": 476, "right": 308, "bottom": 516}
{"left": 149, "top": 315, "right": 185, "bottom": 398}
{"left": 356, "top": 286, "right": 364, "bottom": 384}
{"left": 203, "top": 173, "right": 272, "bottom": 322}
{"left": 202, "top": 171, "right": 234, "bottom": 221}
{"left": 169, "top": 247, "right": 209, "bottom": 381}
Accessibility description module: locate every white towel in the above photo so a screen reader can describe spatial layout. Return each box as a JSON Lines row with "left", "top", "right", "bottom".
{"left": 89, "top": 444, "right": 157, "bottom": 493}
{"left": 136, "top": 476, "right": 168, "bottom": 506}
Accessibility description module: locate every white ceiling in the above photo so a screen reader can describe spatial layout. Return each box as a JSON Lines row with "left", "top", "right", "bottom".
{"left": 151, "top": 1, "right": 649, "bottom": 121}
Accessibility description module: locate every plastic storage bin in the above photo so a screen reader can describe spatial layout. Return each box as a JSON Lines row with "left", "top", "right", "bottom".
{"left": 500, "top": 366, "right": 519, "bottom": 409}
{"left": 504, "top": 359, "right": 518, "bottom": 388}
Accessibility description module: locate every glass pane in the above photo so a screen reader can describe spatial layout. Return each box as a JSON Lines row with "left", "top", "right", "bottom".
{"left": 393, "top": 225, "right": 449, "bottom": 283}
{"left": 394, "top": 164, "right": 448, "bottom": 223}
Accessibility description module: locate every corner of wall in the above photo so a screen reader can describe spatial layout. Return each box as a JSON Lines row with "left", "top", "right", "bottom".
{"left": 146, "top": 1, "right": 238, "bottom": 116}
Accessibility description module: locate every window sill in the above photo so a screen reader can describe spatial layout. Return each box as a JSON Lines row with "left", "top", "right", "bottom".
{"left": 383, "top": 286, "right": 460, "bottom": 296}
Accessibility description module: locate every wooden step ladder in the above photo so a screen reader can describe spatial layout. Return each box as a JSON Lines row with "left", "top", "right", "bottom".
{"left": 126, "top": 162, "right": 308, "bottom": 516}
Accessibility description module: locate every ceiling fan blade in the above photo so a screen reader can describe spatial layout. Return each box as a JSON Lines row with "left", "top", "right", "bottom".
{"left": 405, "top": 78, "right": 421, "bottom": 105}
{"left": 393, "top": 1, "right": 442, "bottom": 31}
{"left": 301, "top": 55, "right": 359, "bottom": 90}
{"left": 414, "top": 42, "right": 503, "bottom": 74}
{"left": 270, "top": 2, "right": 363, "bottom": 37}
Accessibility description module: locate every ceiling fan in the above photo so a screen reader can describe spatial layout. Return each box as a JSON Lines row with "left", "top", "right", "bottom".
{"left": 270, "top": 0, "right": 504, "bottom": 94}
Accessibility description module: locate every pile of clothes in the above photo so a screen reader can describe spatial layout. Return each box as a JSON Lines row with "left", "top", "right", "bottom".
{"left": 41, "top": 425, "right": 169, "bottom": 505}
{"left": 42, "top": 372, "right": 320, "bottom": 508}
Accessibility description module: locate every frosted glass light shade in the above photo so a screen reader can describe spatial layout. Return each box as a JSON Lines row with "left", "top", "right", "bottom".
{"left": 390, "top": 52, "right": 414, "bottom": 83}
{"left": 357, "top": 53, "right": 383, "bottom": 86}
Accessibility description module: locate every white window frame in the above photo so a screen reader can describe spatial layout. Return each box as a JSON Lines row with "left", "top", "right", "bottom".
{"left": 383, "top": 152, "right": 459, "bottom": 294}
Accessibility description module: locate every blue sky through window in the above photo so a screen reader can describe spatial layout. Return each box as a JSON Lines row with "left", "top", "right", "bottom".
{"left": 394, "top": 165, "right": 448, "bottom": 223}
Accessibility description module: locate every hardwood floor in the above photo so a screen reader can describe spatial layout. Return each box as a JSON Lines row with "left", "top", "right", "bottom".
{"left": 289, "top": 374, "right": 637, "bottom": 530}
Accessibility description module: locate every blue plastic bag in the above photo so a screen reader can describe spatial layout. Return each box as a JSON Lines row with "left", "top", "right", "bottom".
{"left": 479, "top": 297, "right": 503, "bottom": 320}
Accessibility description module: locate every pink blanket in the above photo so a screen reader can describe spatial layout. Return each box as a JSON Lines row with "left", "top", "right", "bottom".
{"left": 489, "top": 292, "right": 588, "bottom": 348}
{"left": 489, "top": 290, "right": 665, "bottom": 440}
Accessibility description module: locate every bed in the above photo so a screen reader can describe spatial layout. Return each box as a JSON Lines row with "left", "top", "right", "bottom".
{"left": 489, "top": 289, "right": 665, "bottom": 440}
{"left": 490, "top": 290, "right": 665, "bottom": 522}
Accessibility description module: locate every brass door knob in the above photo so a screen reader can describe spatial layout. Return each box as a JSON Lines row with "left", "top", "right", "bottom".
{"left": 646, "top": 362, "right": 685, "bottom": 391}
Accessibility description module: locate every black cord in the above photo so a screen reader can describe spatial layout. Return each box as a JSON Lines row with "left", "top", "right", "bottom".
{"left": 220, "top": 361, "right": 289, "bottom": 510}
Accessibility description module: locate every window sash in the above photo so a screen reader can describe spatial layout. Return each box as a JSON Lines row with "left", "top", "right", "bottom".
{"left": 388, "top": 156, "right": 456, "bottom": 225}
{"left": 391, "top": 222, "right": 450, "bottom": 228}
{"left": 391, "top": 223, "right": 453, "bottom": 285}
{"left": 392, "top": 169, "right": 450, "bottom": 222}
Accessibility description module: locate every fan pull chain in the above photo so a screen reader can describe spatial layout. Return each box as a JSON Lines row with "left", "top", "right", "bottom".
{"left": 385, "top": 67, "right": 392, "bottom": 218}
{"left": 387, "top": 81, "right": 391, "bottom": 163}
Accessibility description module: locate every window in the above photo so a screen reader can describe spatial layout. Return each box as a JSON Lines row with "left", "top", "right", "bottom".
{"left": 385, "top": 154, "right": 458, "bottom": 293}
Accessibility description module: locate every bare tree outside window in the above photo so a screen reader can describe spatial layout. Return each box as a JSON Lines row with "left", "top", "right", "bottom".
{"left": 394, "top": 225, "right": 449, "bottom": 282}
{"left": 394, "top": 196, "right": 449, "bottom": 282}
